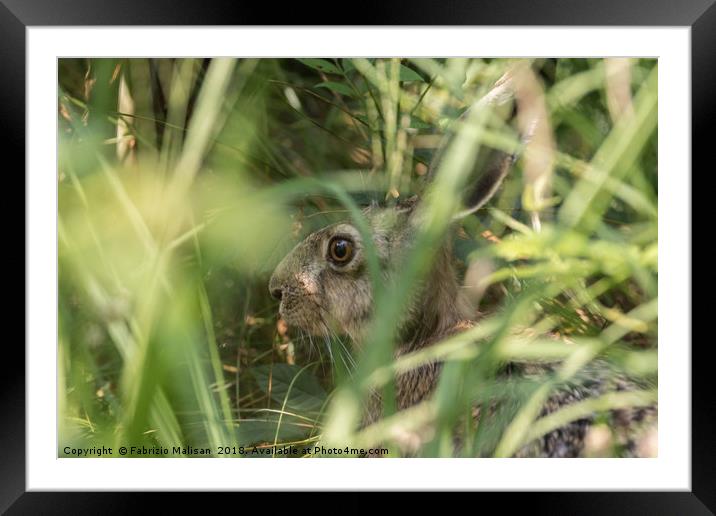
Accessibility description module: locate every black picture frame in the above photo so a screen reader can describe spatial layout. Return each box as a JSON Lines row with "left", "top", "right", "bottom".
{"left": 5, "top": 1, "right": 710, "bottom": 512}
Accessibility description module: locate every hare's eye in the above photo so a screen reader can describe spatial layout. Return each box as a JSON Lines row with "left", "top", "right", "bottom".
{"left": 328, "top": 237, "right": 354, "bottom": 265}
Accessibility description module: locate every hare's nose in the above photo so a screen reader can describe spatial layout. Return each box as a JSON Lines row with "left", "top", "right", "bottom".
{"left": 269, "top": 269, "right": 287, "bottom": 301}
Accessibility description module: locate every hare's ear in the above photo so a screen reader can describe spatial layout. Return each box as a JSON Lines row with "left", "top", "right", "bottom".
{"left": 461, "top": 139, "right": 516, "bottom": 217}
{"left": 425, "top": 72, "right": 524, "bottom": 217}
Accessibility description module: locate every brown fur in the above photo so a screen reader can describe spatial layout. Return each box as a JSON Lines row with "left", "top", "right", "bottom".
{"left": 268, "top": 74, "right": 656, "bottom": 457}
{"left": 269, "top": 204, "right": 656, "bottom": 457}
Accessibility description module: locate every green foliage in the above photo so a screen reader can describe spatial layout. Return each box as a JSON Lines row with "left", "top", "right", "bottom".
{"left": 251, "top": 364, "right": 327, "bottom": 414}
{"left": 58, "top": 57, "right": 657, "bottom": 458}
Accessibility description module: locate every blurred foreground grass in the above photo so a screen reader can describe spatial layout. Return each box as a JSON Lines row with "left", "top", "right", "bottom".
{"left": 58, "top": 58, "right": 657, "bottom": 457}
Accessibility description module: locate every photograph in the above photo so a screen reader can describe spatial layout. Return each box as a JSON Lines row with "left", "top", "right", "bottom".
{"left": 57, "top": 56, "right": 659, "bottom": 459}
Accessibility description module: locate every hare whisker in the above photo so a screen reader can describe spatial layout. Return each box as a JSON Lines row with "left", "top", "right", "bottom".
{"left": 335, "top": 336, "right": 356, "bottom": 369}
{"left": 322, "top": 334, "right": 334, "bottom": 366}
{"left": 314, "top": 304, "right": 357, "bottom": 370}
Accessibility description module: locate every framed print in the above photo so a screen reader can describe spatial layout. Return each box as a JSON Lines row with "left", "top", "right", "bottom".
{"left": 5, "top": 0, "right": 711, "bottom": 512}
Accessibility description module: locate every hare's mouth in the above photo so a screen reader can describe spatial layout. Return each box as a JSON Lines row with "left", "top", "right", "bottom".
{"left": 278, "top": 302, "right": 328, "bottom": 336}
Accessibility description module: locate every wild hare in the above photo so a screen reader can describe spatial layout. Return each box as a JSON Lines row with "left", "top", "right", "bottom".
{"left": 268, "top": 69, "right": 657, "bottom": 458}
